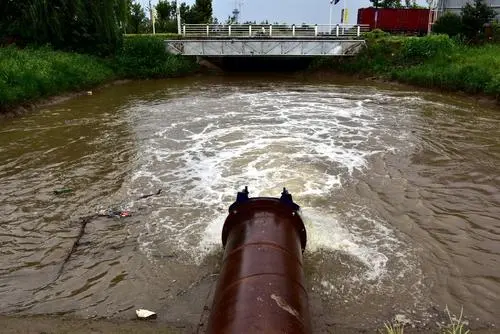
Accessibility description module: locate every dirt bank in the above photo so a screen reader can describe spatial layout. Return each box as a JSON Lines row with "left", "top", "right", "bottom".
{"left": 0, "top": 315, "right": 191, "bottom": 334}
{"left": 1, "top": 315, "right": 498, "bottom": 334}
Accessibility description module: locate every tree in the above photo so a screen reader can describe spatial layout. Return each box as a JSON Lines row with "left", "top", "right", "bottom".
{"left": 155, "top": 0, "right": 178, "bottom": 32}
{"left": 405, "top": 0, "right": 422, "bottom": 8}
{"left": 373, "top": 0, "right": 402, "bottom": 8}
{"left": 461, "top": 0, "right": 496, "bottom": 40}
{"left": 370, "top": 0, "right": 403, "bottom": 8}
{"left": 128, "top": 1, "right": 146, "bottom": 33}
{"left": 0, "top": 0, "right": 128, "bottom": 55}
{"left": 180, "top": 3, "right": 195, "bottom": 23}
{"left": 156, "top": 1, "right": 174, "bottom": 21}
{"left": 191, "top": 0, "right": 213, "bottom": 23}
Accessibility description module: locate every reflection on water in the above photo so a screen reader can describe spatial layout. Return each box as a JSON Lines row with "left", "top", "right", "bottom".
{"left": 0, "top": 76, "right": 499, "bottom": 330}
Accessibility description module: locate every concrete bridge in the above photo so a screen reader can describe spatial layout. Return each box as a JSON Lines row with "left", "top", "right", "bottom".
{"left": 165, "top": 24, "right": 369, "bottom": 57}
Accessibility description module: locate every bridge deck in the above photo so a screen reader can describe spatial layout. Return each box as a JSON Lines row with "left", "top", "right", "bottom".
{"left": 166, "top": 39, "right": 366, "bottom": 57}
{"left": 166, "top": 24, "right": 368, "bottom": 57}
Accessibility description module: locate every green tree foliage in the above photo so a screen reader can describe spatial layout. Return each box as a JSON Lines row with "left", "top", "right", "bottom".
{"left": 153, "top": 0, "right": 213, "bottom": 33}
{"left": 431, "top": 0, "right": 496, "bottom": 42}
{"left": 461, "top": 0, "right": 497, "bottom": 40}
{"left": 191, "top": 0, "right": 213, "bottom": 24}
{"left": 493, "top": 22, "right": 500, "bottom": 43}
{"left": 370, "top": 0, "right": 403, "bottom": 8}
{"left": 432, "top": 12, "right": 463, "bottom": 37}
{"left": 127, "top": 1, "right": 147, "bottom": 34}
{"left": 0, "top": 0, "right": 128, "bottom": 55}
{"left": 156, "top": 1, "right": 175, "bottom": 21}
{"left": 180, "top": 3, "right": 194, "bottom": 22}
{"left": 404, "top": 0, "right": 423, "bottom": 8}
{"left": 155, "top": 1, "right": 177, "bottom": 33}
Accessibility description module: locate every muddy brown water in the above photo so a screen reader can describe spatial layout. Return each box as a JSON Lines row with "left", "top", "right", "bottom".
{"left": 0, "top": 75, "right": 499, "bottom": 332}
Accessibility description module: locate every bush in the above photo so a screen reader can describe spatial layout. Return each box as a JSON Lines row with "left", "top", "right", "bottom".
{"left": 0, "top": 46, "right": 114, "bottom": 109}
{"left": 461, "top": 0, "right": 497, "bottom": 41}
{"left": 485, "top": 73, "right": 500, "bottom": 99}
{"left": 114, "top": 36, "right": 198, "bottom": 78}
{"left": 432, "top": 12, "right": 464, "bottom": 37}
{"left": 363, "top": 29, "right": 390, "bottom": 40}
{"left": 0, "top": 39, "right": 199, "bottom": 110}
{"left": 492, "top": 21, "right": 500, "bottom": 43}
{"left": 310, "top": 36, "right": 500, "bottom": 102}
{"left": 457, "top": 64, "right": 493, "bottom": 93}
{"left": 401, "top": 35, "right": 455, "bottom": 63}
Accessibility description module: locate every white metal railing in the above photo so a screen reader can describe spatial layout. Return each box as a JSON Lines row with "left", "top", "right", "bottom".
{"left": 181, "top": 24, "right": 370, "bottom": 38}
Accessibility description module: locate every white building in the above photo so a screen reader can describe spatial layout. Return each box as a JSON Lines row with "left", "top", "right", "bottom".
{"left": 436, "top": 0, "right": 500, "bottom": 19}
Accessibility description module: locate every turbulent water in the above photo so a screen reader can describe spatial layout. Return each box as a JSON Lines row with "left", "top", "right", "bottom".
{"left": 0, "top": 76, "right": 499, "bottom": 331}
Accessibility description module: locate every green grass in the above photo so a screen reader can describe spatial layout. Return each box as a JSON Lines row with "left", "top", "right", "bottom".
{"left": 379, "top": 322, "right": 404, "bottom": 334}
{"left": 114, "top": 35, "right": 197, "bottom": 78}
{"left": 0, "top": 46, "right": 114, "bottom": 109}
{"left": 392, "top": 43, "right": 500, "bottom": 97}
{"left": 312, "top": 35, "right": 500, "bottom": 101}
{"left": 0, "top": 36, "right": 198, "bottom": 110}
{"left": 380, "top": 306, "right": 471, "bottom": 334}
{"left": 441, "top": 306, "right": 470, "bottom": 334}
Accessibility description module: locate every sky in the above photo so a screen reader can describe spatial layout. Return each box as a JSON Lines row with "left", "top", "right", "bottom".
{"left": 142, "top": 0, "right": 380, "bottom": 25}
{"left": 210, "top": 0, "right": 372, "bottom": 24}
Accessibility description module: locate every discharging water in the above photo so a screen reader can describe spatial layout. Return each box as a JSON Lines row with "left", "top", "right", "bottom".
{"left": 0, "top": 75, "right": 499, "bottom": 331}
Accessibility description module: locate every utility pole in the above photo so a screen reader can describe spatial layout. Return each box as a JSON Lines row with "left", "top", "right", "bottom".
{"left": 149, "top": 0, "right": 156, "bottom": 34}
{"left": 329, "top": 0, "right": 333, "bottom": 33}
{"left": 427, "top": 0, "right": 436, "bottom": 35}
{"left": 177, "top": 0, "right": 181, "bottom": 35}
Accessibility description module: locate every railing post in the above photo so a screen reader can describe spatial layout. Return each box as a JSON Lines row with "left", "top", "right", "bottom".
{"left": 336, "top": 24, "right": 339, "bottom": 37}
{"left": 357, "top": 25, "right": 361, "bottom": 37}
{"left": 249, "top": 24, "right": 252, "bottom": 37}
{"left": 206, "top": 24, "right": 210, "bottom": 36}
{"left": 228, "top": 24, "right": 232, "bottom": 37}
{"left": 182, "top": 24, "right": 186, "bottom": 36}
{"left": 314, "top": 24, "right": 318, "bottom": 37}
{"left": 269, "top": 24, "right": 273, "bottom": 37}
{"left": 292, "top": 24, "right": 296, "bottom": 37}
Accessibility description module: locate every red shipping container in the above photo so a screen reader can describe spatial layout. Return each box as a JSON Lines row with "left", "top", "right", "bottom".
{"left": 358, "top": 7, "right": 430, "bottom": 34}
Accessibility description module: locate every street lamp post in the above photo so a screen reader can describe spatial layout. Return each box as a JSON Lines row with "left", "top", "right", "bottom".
{"left": 176, "top": 0, "right": 182, "bottom": 35}
{"left": 329, "top": 0, "right": 333, "bottom": 33}
{"left": 149, "top": 0, "right": 156, "bottom": 34}
{"left": 427, "top": 0, "right": 436, "bottom": 35}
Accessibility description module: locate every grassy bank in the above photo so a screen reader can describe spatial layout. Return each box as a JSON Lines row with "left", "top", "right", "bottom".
{"left": 311, "top": 34, "right": 500, "bottom": 102}
{"left": 0, "top": 35, "right": 198, "bottom": 111}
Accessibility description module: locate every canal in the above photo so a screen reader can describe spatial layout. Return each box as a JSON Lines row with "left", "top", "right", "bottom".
{"left": 0, "top": 75, "right": 498, "bottom": 332}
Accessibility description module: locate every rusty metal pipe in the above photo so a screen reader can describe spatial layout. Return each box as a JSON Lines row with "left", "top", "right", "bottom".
{"left": 206, "top": 188, "right": 311, "bottom": 334}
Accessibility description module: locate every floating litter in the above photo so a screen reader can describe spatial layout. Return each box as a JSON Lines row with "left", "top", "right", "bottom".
{"left": 136, "top": 309, "right": 157, "bottom": 319}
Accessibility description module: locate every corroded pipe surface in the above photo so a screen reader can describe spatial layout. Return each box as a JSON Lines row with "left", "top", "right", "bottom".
{"left": 206, "top": 188, "right": 311, "bottom": 334}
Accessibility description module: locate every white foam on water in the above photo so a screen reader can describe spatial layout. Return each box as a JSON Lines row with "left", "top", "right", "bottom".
{"left": 129, "top": 83, "right": 417, "bottom": 283}
{"left": 301, "top": 205, "right": 416, "bottom": 283}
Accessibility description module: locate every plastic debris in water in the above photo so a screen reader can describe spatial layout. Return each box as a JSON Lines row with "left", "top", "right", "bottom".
{"left": 98, "top": 209, "right": 132, "bottom": 218}
{"left": 120, "top": 211, "right": 131, "bottom": 217}
{"left": 53, "top": 188, "right": 73, "bottom": 195}
{"left": 136, "top": 309, "right": 157, "bottom": 319}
